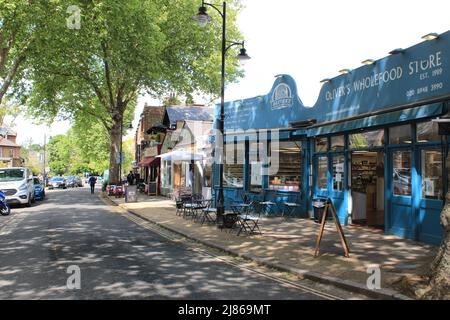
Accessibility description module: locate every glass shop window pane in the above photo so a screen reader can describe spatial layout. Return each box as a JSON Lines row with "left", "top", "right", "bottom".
{"left": 393, "top": 150, "right": 412, "bottom": 196}
{"left": 389, "top": 125, "right": 412, "bottom": 145}
{"left": 249, "top": 141, "right": 267, "bottom": 193}
{"left": 204, "top": 164, "right": 212, "bottom": 188}
{"left": 317, "top": 156, "right": 328, "bottom": 190}
{"left": 269, "top": 141, "right": 302, "bottom": 192}
{"left": 331, "top": 135, "right": 345, "bottom": 152}
{"left": 333, "top": 155, "right": 345, "bottom": 192}
{"left": 315, "top": 137, "right": 328, "bottom": 152}
{"left": 349, "top": 129, "right": 385, "bottom": 149}
{"left": 421, "top": 149, "right": 443, "bottom": 200}
{"left": 223, "top": 141, "right": 244, "bottom": 188}
{"left": 417, "top": 122, "right": 440, "bottom": 143}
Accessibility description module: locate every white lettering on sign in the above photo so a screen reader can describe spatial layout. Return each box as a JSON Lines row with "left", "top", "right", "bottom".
{"left": 409, "top": 51, "right": 442, "bottom": 75}
{"left": 325, "top": 85, "right": 351, "bottom": 101}
{"left": 325, "top": 51, "right": 445, "bottom": 105}
{"left": 353, "top": 67, "right": 403, "bottom": 92}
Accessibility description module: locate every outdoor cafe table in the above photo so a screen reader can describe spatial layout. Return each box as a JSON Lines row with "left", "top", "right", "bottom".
{"left": 258, "top": 201, "right": 277, "bottom": 215}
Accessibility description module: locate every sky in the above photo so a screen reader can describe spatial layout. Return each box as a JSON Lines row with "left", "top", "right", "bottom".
{"left": 13, "top": 0, "right": 450, "bottom": 145}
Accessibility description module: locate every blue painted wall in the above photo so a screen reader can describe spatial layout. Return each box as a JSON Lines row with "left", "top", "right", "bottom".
{"left": 212, "top": 30, "right": 450, "bottom": 246}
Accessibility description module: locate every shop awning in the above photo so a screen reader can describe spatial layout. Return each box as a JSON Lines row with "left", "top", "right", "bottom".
{"left": 304, "top": 103, "right": 444, "bottom": 137}
{"left": 138, "top": 156, "right": 160, "bottom": 167}
{"left": 157, "top": 150, "right": 203, "bottom": 162}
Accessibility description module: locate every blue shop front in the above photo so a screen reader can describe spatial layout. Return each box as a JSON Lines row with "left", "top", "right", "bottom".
{"left": 213, "top": 30, "right": 450, "bottom": 245}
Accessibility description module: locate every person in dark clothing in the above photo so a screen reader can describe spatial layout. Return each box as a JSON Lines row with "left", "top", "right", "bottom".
{"left": 88, "top": 176, "right": 97, "bottom": 194}
{"left": 127, "top": 171, "right": 135, "bottom": 185}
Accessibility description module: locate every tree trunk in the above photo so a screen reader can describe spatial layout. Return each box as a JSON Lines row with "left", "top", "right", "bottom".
{"left": 108, "top": 112, "right": 123, "bottom": 185}
{"left": 424, "top": 191, "right": 450, "bottom": 299}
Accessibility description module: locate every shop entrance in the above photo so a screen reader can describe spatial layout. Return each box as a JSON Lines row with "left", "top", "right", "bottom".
{"left": 350, "top": 150, "right": 385, "bottom": 229}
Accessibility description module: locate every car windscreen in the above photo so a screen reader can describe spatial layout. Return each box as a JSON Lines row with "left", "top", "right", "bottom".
{"left": 34, "top": 178, "right": 41, "bottom": 185}
{"left": 50, "top": 177, "right": 64, "bottom": 182}
{"left": 0, "top": 169, "right": 25, "bottom": 182}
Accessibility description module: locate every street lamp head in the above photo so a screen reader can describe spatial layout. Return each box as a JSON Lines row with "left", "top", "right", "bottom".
{"left": 237, "top": 47, "right": 251, "bottom": 65}
{"left": 193, "top": 6, "right": 211, "bottom": 27}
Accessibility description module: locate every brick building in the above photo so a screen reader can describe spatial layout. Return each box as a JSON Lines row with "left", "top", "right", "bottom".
{"left": 0, "top": 127, "right": 23, "bottom": 167}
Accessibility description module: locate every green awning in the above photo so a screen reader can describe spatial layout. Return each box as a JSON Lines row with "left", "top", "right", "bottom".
{"left": 305, "top": 103, "right": 444, "bottom": 137}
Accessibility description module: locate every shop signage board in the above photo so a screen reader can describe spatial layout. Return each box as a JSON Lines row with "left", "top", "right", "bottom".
{"left": 219, "top": 74, "right": 306, "bottom": 132}
{"left": 218, "top": 30, "right": 450, "bottom": 132}
{"left": 314, "top": 31, "right": 450, "bottom": 123}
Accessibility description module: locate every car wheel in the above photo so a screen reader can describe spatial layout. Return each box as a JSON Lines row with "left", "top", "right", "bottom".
{"left": 26, "top": 195, "right": 32, "bottom": 207}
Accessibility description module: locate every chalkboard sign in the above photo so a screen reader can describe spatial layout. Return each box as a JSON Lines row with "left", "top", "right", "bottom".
{"left": 125, "top": 185, "right": 138, "bottom": 203}
{"left": 148, "top": 182, "right": 157, "bottom": 196}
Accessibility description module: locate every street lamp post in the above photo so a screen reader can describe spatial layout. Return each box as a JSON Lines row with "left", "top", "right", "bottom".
{"left": 193, "top": 1, "right": 250, "bottom": 223}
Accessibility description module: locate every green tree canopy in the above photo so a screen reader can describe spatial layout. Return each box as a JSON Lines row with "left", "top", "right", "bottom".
{"left": 23, "top": 0, "right": 244, "bottom": 184}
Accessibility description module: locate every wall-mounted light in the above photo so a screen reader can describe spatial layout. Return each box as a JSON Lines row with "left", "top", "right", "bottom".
{"left": 339, "top": 69, "right": 350, "bottom": 74}
{"left": 320, "top": 78, "right": 331, "bottom": 84}
{"left": 361, "top": 59, "right": 375, "bottom": 65}
{"left": 421, "top": 32, "right": 439, "bottom": 41}
{"left": 389, "top": 48, "right": 404, "bottom": 55}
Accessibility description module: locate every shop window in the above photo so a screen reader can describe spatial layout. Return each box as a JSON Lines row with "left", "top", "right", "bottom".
{"left": 167, "top": 162, "right": 172, "bottom": 187}
{"left": 417, "top": 122, "right": 440, "bottom": 143}
{"left": 393, "top": 151, "right": 412, "bottom": 196}
{"left": 389, "top": 125, "right": 412, "bottom": 145}
{"left": 269, "top": 141, "right": 301, "bottom": 192}
{"left": 223, "top": 164, "right": 244, "bottom": 188}
{"left": 223, "top": 141, "right": 244, "bottom": 188}
{"left": 249, "top": 142, "right": 266, "bottom": 193}
{"left": 421, "top": 149, "right": 443, "bottom": 200}
{"left": 204, "top": 164, "right": 212, "bottom": 187}
{"left": 315, "top": 137, "right": 328, "bottom": 153}
{"left": 331, "top": 136, "right": 345, "bottom": 152}
{"left": 349, "top": 129, "right": 385, "bottom": 149}
{"left": 333, "top": 155, "right": 345, "bottom": 192}
{"left": 317, "top": 156, "right": 328, "bottom": 190}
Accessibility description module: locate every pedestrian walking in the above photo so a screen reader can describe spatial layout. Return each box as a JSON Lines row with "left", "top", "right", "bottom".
{"left": 88, "top": 175, "right": 97, "bottom": 194}
{"left": 127, "top": 171, "right": 135, "bottom": 185}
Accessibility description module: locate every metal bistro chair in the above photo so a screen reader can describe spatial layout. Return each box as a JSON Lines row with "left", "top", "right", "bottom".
{"left": 183, "top": 193, "right": 204, "bottom": 220}
{"left": 236, "top": 201, "right": 263, "bottom": 236}
{"left": 282, "top": 192, "right": 302, "bottom": 218}
{"left": 175, "top": 192, "right": 191, "bottom": 216}
{"left": 199, "top": 199, "right": 216, "bottom": 225}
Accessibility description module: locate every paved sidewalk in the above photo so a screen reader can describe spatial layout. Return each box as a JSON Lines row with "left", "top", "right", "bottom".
{"left": 105, "top": 194, "right": 437, "bottom": 299}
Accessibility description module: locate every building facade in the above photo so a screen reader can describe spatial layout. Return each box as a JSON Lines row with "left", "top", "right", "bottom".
{"left": 134, "top": 105, "right": 166, "bottom": 195}
{"left": 158, "top": 106, "right": 214, "bottom": 198}
{"left": 212, "top": 30, "right": 450, "bottom": 245}
{"left": 0, "top": 128, "right": 23, "bottom": 168}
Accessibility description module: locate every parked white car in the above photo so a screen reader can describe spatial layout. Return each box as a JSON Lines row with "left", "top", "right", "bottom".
{"left": 0, "top": 167, "right": 35, "bottom": 207}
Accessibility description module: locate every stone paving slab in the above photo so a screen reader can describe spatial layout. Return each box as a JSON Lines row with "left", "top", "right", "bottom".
{"left": 106, "top": 194, "right": 436, "bottom": 299}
